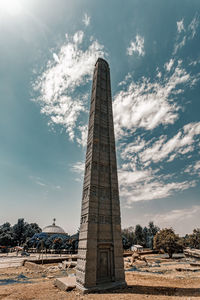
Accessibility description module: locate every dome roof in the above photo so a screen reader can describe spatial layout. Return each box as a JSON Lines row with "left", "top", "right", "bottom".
{"left": 42, "top": 219, "right": 66, "bottom": 235}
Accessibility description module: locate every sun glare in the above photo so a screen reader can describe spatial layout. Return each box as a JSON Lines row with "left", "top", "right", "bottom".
{"left": 0, "top": 0, "right": 23, "bottom": 16}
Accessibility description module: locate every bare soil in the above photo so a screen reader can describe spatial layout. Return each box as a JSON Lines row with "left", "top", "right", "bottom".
{"left": 0, "top": 254, "right": 200, "bottom": 299}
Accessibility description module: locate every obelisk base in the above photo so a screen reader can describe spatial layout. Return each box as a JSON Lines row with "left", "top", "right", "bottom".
{"left": 76, "top": 280, "right": 127, "bottom": 294}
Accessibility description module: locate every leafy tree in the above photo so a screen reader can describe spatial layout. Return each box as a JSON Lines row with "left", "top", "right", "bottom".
{"left": 0, "top": 223, "right": 14, "bottom": 246}
{"left": 12, "top": 219, "right": 42, "bottom": 246}
{"left": 154, "top": 228, "right": 182, "bottom": 258}
{"left": 25, "top": 223, "right": 42, "bottom": 239}
{"left": 122, "top": 226, "right": 135, "bottom": 247}
{"left": 122, "top": 223, "right": 160, "bottom": 249}
{"left": 143, "top": 226, "right": 149, "bottom": 248}
{"left": 134, "top": 224, "right": 144, "bottom": 245}
{"left": 148, "top": 221, "right": 160, "bottom": 236}
{"left": 184, "top": 229, "right": 200, "bottom": 249}
{"left": 13, "top": 219, "right": 28, "bottom": 245}
{"left": 148, "top": 221, "right": 160, "bottom": 249}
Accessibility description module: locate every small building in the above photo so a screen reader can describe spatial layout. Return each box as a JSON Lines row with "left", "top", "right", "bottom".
{"left": 42, "top": 218, "right": 68, "bottom": 236}
{"left": 131, "top": 244, "right": 143, "bottom": 252}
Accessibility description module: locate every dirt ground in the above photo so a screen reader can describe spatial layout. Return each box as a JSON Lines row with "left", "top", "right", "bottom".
{"left": 0, "top": 254, "right": 200, "bottom": 300}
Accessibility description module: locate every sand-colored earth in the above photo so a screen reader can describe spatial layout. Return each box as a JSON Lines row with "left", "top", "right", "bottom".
{"left": 0, "top": 254, "right": 200, "bottom": 299}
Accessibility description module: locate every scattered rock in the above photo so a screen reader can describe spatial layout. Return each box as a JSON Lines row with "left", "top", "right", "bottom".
{"left": 176, "top": 267, "right": 200, "bottom": 272}
{"left": 54, "top": 276, "right": 76, "bottom": 291}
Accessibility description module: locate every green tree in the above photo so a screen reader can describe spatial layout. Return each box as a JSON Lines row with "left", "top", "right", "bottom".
{"left": 184, "top": 229, "right": 200, "bottom": 249}
{"left": 134, "top": 224, "right": 144, "bottom": 245}
{"left": 0, "top": 223, "right": 14, "bottom": 246}
{"left": 13, "top": 218, "right": 28, "bottom": 246}
{"left": 25, "top": 223, "right": 42, "bottom": 239}
{"left": 148, "top": 221, "right": 160, "bottom": 249}
{"left": 154, "top": 228, "right": 182, "bottom": 258}
{"left": 122, "top": 226, "right": 135, "bottom": 246}
{"left": 143, "top": 226, "right": 149, "bottom": 248}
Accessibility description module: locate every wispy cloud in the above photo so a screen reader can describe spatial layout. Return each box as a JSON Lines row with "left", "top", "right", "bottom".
{"left": 70, "top": 161, "right": 85, "bottom": 174}
{"left": 83, "top": 13, "right": 91, "bottom": 27}
{"left": 185, "top": 160, "right": 200, "bottom": 176}
{"left": 177, "top": 19, "right": 185, "bottom": 33}
{"left": 33, "top": 30, "right": 105, "bottom": 144}
{"left": 174, "top": 15, "right": 199, "bottom": 54}
{"left": 118, "top": 73, "right": 132, "bottom": 86}
{"left": 113, "top": 60, "right": 194, "bottom": 139}
{"left": 119, "top": 168, "right": 195, "bottom": 203}
{"left": 146, "top": 205, "right": 200, "bottom": 234}
{"left": 119, "top": 121, "right": 200, "bottom": 203}
{"left": 116, "top": 21, "right": 200, "bottom": 204}
{"left": 138, "top": 122, "right": 200, "bottom": 165}
{"left": 29, "top": 176, "right": 62, "bottom": 190}
{"left": 76, "top": 124, "right": 88, "bottom": 147}
{"left": 70, "top": 161, "right": 85, "bottom": 182}
{"left": 29, "top": 176, "right": 47, "bottom": 187}
{"left": 164, "top": 58, "right": 174, "bottom": 72}
{"left": 127, "top": 34, "right": 145, "bottom": 56}
{"left": 188, "top": 14, "right": 199, "bottom": 39}
{"left": 173, "top": 36, "right": 186, "bottom": 55}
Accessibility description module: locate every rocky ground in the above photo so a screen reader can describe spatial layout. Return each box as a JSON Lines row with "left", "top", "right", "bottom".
{"left": 0, "top": 254, "right": 200, "bottom": 299}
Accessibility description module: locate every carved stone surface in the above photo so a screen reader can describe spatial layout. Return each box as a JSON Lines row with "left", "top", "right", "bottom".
{"left": 76, "top": 58, "right": 126, "bottom": 292}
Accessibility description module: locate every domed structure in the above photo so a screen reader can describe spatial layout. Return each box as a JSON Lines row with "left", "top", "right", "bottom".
{"left": 42, "top": 219, "right": 67, "bottom": 235}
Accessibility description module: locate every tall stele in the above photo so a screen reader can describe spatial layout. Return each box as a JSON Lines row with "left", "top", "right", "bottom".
{"left": 76, "top": 58, "right": 126, "bottom": 292}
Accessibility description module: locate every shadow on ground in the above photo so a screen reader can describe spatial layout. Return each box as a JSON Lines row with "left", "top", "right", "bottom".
{"left": 99, "top": 285, "right": 200, "bottom": 297}
{"left": 0, "top": 274, "right": 31, "bottom": 286}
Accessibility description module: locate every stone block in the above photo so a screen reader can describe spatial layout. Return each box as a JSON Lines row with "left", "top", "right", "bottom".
{"left": 54, "top": 276, "right": 76, "bottom": 291}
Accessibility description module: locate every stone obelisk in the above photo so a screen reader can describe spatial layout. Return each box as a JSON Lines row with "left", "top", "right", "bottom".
{"left": 76, "top": 58, "right": 125, "bottom": 292}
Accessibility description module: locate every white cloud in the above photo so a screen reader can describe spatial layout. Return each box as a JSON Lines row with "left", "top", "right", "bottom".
{"left": 73, "top": 31, "right": 84, "bottom": 44}
{"left": 127, "top": 34, "right": 145, "bottom": 56}
{"left": 194, "top": 161, "right": 200, "bottom": 172}
{"left": 119, "top": 167, "right": 195, "bottom": 203}
{"left": 118, "top": 73, "right": 132, "bottom": 86}
{"left": 137, "top": 122, "right": 200, "bottom": 164}
{"left": 33, "top": 30, "right": 105, "bottom": 143}
{"left": 118, "top": 122, "right": 200, "bottom": 204}
{"left": 146, "top": 205, "right": 200, "bottom": 235}
{"left": 177, "top": 19, "right": 185, "bottom": 33}
{"left": 83, "top": 13, "right": 90, "bottom": 27}
{"left": 36, "top": 180, "right": 46, "bottom": 187}
{"left": 29, "top": 176, "right": 62, "bottom": 190}
{"left": 185, "top": 160, "right": 200, "bottom": 176}
{"left": 156, "top": 206, "right": 200, "bottom": 222}
{"left": 53, "top": 53, "right": 60, "bottom": 63}
{"left": 164, "top": 59, "right": 174, "bottom": 72}
{"left": 173, "top": 36, "right": 186, "bottom": 55}
{"left": 189, "top": 59, "right": 200, "bottom": 67}
{"left": 76, "top": 124, "right": 88, "bottom": 147}
{"left": 113, "top": 61, "right": 194, "bottom": 139}
{"left": 70, "top": 161, "right": 85, "bottom": 181}
{"left": 188, "top": 15, "right": 199, "bottom": 39}
{"left": 120, "top": 137, "right": 148, "bottom": 162}
{"left": 156, "top": 71, "right": 162, "bottom": 79}
{"left": 174, "top": 15, "right": 199, "bottom": 54}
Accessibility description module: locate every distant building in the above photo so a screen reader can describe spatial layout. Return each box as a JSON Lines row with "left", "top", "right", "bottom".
{"left": 42, "top": 218, "right": 68, "bottom": 236}
{"left": 131, "top": 245, "right": 143, "bottom": 252}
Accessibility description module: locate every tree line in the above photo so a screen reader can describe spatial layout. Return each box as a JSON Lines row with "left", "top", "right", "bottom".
{"left": 1, "top": 219, "right": 200, "bottom": 258}
{"left": 0, "top": 219, "right": 41, "bottom": 247}
{"left": 122, "top": 222, "right": 200, "bottom": 258}
{"left": 122, "top": 222, "right": 160, "bottom": 249}
{"left": 0, "top": 218, "right": 78, "bottom": 252}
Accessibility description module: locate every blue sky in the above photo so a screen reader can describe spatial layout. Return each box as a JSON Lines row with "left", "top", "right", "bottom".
{"left": 0, "top": 0, "right": 200, "bottom": 235}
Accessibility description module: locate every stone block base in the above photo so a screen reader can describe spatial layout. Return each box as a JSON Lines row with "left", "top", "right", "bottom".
{"left": 76, "top": 280, "right": 127, "bottom": 294}
{"left": 54, "top": 276, "right": 76, "bottom": 291}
